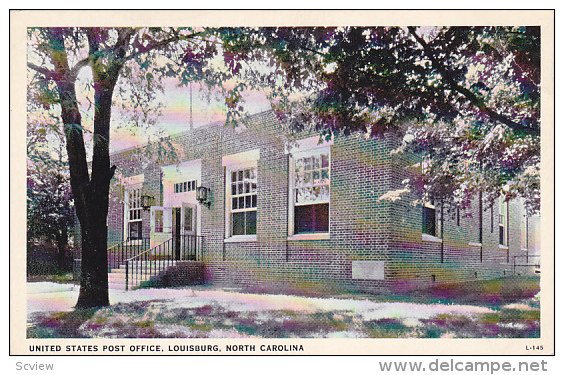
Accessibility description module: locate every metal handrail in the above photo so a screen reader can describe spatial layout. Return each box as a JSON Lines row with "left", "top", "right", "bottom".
{"left": 124, "top": 234, "right": 204, "bottom": 290}
{"left": 513, "top": 254, "right": 540, "bottom": 274}
{"left": 107, "top": 238, "right": 151, "bottom": 271}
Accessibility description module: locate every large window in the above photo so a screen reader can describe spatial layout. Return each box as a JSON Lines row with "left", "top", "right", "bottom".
{"left": 126, "top": 187, "right": 143, "bottom": 240}
{"left": 290, "top": 147, "right": 330, "bottom": 234}
{"left": 422, "top": 199, "right": 437, "bottom": 237}
{"left": 499, "top": 197, "right": 508, "bottom": 246}
{"left": 227, "top": 167, "right": 257, "bottom": 236}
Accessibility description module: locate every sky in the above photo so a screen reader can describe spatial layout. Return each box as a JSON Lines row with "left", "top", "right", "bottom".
{"left": 75, "top": 74, "right": 272, "bottom": 153}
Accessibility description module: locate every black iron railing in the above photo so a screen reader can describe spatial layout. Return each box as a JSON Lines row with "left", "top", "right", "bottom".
{"left": 124, "top": 234, "right": 204, "bottom": 290}
{"left": 513, "top": 254, "right": 540, "bottom": 274}
{"left": 107, "top": 238, "right": 151, "bottom": 271}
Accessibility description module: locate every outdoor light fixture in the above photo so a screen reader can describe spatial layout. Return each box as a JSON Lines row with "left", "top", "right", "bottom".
{"left": 196, "top": 186, "right": 211, "bottom": 208}
{"left": 140, "top": 194, "right": 155, "bottom": 211}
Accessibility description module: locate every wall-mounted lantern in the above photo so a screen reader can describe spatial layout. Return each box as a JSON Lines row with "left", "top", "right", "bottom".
{"left": 140, "top": 194, "right": 156, "bottom": 211}
{"left": 196, "top": 186, "right": 211, "bottom": 208}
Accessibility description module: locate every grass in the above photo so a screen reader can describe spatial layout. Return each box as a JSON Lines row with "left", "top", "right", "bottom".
{"left": 27, "top": 272, "right": 75, "bottom": 284}
{"left": 27, "top": 276, "right": 540, "bottom": 339}
{"left": 27, "top": 308, "right": 98, "bottom": 338}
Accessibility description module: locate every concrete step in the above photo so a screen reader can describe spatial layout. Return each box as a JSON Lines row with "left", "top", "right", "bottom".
{"left": 118, "top": 260, "right": 178, "bottom": 268}
{"left": 108, "top": 273, "right": 153, "bottom": 281}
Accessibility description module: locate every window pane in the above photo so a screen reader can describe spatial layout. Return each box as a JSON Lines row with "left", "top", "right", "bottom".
{"left": 232, "top": 212, "right": 245, "bottom": 236}
{"left": 232, "top": 197, "right": 238, "bottom": 210}
{"left": 244, "top": 169, "right": 250, "bottom": 179}
{"left": 231, "top": 183, "right": 236, "bottom": 195}
{"left": 245, "top": 182, "right": 250, "bottom": 193}
{"left": 245, "top": 195, "right": 252, "bottom": 208}
{"left": 313, "top": 156, "right": 320, "bottom": 169}
{"left": 422, "top": 206, "right": 436, "bottom": 236}
{"left": 232, "top": 171, "right": 237, "bottom": 182}
{"left": 238, "top": 196, "right": 245, "bottom": 209}
{"left": 304, "top": 157, "right": 312, "bottom": 171}
{"left": 321, "top": 154, "right": 329, "bottom": 168}
{"left": 251, "top": 195, "right": 257, "bottom": 208}
{"left": 184, "top": 207, "right": 193, "bottom": 232}
{"left": 155, "top": 210, "right": 163, "bottom": 233}
{"left": 295, "top": 203, "right": 329, "bottom": 234}
{"left": 246, "top": 211, "right": 257, "bottom": 235}
{"left": 238, "top": 170, "right": 244, "bottom": 181}
{"left": 129, "top": 221, "right": 142, "bottom": 240}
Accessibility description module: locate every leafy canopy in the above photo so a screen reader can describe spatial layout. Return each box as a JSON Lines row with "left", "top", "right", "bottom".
{"left": 28, "top": 26, "right": 541, "bottom": 214}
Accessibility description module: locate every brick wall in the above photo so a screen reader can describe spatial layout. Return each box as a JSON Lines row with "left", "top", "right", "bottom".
{"left": 107, "top": 110, "right": 532, "bottom": 294}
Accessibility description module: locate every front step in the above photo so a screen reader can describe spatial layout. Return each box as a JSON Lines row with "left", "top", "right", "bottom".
{"left": 108, "top": 260, "right": 179, "bottom": 290}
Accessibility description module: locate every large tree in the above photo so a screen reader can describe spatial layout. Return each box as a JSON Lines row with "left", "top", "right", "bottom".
{"left": 212, "top": 26, "right": 540, "bottom": 213}
{"left": 27, "top": 112, "right": 74, "bottom": 269}
{"left": 28, "top": 26, "right": 540, "bottom": 308}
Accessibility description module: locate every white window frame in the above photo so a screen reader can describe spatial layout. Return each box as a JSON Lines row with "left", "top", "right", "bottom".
{"left": 422, "top": 199, "right": 442, "bottom": 242}
{"left": 174, "top": 180, "right": 197, "bottom": 194}
{"left": 123, "top": 182, "right": 144, "bottom": 243}
{"left": 288, "top": 143, "right": 331, "bottom": 240}
{"left": 223, "top": 150, "right": 260, "bottom": 242}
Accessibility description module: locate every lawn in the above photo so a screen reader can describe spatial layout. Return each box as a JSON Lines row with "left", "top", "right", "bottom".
{"left": 27, "top": 276, "right": 540, "bottom": 339}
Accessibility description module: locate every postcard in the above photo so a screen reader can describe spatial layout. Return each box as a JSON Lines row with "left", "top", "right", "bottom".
{"left": 10, "top": 9, "right": 554, "bottom": 356}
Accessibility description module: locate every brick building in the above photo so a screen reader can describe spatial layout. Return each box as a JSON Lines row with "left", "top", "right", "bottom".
{"left": 105, "top": 110, "right": 538, "bottom": 293}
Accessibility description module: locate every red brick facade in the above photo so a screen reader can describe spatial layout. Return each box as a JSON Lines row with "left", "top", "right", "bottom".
{"left": 106, "top": 110, "right": 533, "bottom": 294}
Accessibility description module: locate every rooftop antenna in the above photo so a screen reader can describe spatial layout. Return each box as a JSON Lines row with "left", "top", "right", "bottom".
{"left": 189, "top": 81, "right": 193, "bottom": 130}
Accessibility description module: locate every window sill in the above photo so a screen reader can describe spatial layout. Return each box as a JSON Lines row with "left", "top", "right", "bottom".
{"left": 224, "top": 235, "right": 257, "bottom": 243}
{"left": 499, "top": 244, "right": 509, "bottom": 250}
{"left": 288, "top": 233, "right": 330, "bottom": 241}
{"left": 468, "top": 242, "right": 482, "bottom": 247}
{"left": 422, "top": 234, "right": 442, "bottom": 243}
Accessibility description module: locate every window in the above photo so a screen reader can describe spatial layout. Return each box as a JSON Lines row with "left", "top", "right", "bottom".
{"left": 291, "top": 147, "right": 330, "bottom": 234}
{"left": 174, "top": 180, "right": 197, "bottom": 193}
{"left": 184, "top": 205, "right": 194, "bottom": 232}
{"left": 499, "top": 197, "right": 508, "bottom": 246}
{"left": 126, "top": 187, "right": 143, "bottom": 240}
{"left": 228, "top": 167, "right": 257, "bottom": 236}
{"left": 154, "top": 209, "right": 163, "bottom": 233}
{"left": 422, "top": 200, "right": 437, "bottom": 237}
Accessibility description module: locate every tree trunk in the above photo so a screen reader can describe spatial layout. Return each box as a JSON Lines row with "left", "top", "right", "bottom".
{"left": 76, "top": 65, "right": 120, "bottom": 308}
{"left": 45, "top": 28, "right": 129, "bottom": 309}
{"left": 75, "top": 208, "right": 110, "bottom": 308}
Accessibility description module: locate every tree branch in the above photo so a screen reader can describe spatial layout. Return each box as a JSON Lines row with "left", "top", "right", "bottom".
{"left": 27, "top": 62, "right": 56, "bottom": 79}
{"left": 407, "top": 27, "right": 539, "bottom": 137}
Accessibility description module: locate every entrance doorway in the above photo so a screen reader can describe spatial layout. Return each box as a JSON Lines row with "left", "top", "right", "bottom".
{"left": 171, "top": 204, "right": 198, "bottom": 260}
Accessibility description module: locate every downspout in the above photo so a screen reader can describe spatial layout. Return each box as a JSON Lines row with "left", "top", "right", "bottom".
{"left": 286, "top": 154, "right": 290, "bottom": 262}
{"left": 440, "top": 200, "right": 444, "bottom": 263}
{"left": 222, "top": 165, "right": 226, "bottom": 261}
